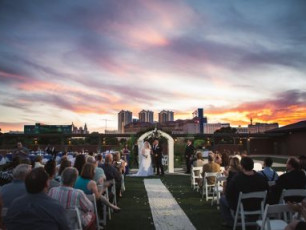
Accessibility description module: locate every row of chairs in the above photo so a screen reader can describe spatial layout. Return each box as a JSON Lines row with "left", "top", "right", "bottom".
{"left": 190, "top": 167, "right": 225, "bottom": 204}
{"left": 191, "top": 166, "right": 286, "bottom": 206}
{"left": 232, "top": 189, "right": 306, "bottom": 230}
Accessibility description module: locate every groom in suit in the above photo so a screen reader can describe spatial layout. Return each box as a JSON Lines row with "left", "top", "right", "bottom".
{"left": 152, "top": 139, "right": 164, "bottom": 176}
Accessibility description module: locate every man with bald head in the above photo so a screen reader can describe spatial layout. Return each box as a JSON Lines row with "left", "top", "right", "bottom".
{"left": 101, "top": 153, "right": 122, "bottom": 199}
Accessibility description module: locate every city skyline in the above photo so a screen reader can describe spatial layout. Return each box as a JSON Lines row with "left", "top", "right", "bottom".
{"left": 1, "top": 0, "right": 306, "bottom": 133}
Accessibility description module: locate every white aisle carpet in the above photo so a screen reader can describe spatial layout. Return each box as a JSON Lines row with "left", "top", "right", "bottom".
{"left": 144, "top": 179, "right": 196, "bottom": 230}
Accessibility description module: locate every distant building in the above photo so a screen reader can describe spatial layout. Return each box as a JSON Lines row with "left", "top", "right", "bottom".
{"left": 105, "top": 130, "right": 119, "bottom": 134}
{"left": 158, "top": 110, "right": 174, "bottom": 123}
{"left": 72, "top": 123, "right": 89, "bottom": 134}
{"left": 118, "top": 110, "right": 132, "bottom": 133}
{"left": 204, "top": 123, "right": 230, "bottom": 134}
{"left": 248, "top": 122, "right": 279, "bottom": 134}
{"left": 192, "top": 108, "right": 207, "bottom": 134}
{"left": 24, "top": 123, "right": 72, "bottom": 134}
{"left": 235, "top": 126, "right": 249, "bottom": 134}
{"left": 139, "top": 110, "right": 154, "bottom": 123}
{"left": 161, "top": 118, "right": 199, "bottom": 134}
{"left": 124, "top": 122, "right": 154, "bottom": 133}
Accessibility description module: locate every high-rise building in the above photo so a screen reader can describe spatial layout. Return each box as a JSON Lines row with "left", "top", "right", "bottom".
{"left": 118, "top": 110, "right": 132, "bottom": 133}
{"left": 158, "top": 110, "right": 174, "bottom": 123}
{"left": 139, "top": 110, "right": 154, "bottom": 123}
{"left": 192, "top": 108, "right": 207, "bottom": 134}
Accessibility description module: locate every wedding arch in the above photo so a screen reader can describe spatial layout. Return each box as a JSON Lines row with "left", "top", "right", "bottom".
{"left": 137, "top": 129, "right": 174, "bottom": 173}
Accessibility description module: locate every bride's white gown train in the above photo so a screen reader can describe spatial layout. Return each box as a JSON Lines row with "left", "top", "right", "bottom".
{"left": 133, "top": 148, "right": 153, "bottom": 177}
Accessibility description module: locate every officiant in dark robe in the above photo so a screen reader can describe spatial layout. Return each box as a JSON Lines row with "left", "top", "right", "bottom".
{"left": 152, "top": 139, "right": 164, "bottom": 176}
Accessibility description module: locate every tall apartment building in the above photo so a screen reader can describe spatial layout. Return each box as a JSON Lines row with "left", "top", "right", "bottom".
{"left": 139, "top": 110, "right": 154, "bottom": 123}
{"left": 118, "top": 110, "right": 132, "bottom": 133}
{"left": 158, "top": 110, "right": 174, "bottom": 123}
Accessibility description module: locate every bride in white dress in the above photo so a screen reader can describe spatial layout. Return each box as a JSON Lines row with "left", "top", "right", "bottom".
{"left": 133, "top": 141, "right": 153, "bottom": 177}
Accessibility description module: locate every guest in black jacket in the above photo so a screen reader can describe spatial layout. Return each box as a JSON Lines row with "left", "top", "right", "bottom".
{"left": 220, "top": 157, "right": 268, "bottom": 227}
{"left": 271, "top": 157, "right": 306, "bottom": 204}
{"left": 184, "top": 139, "right": 195, "bottom": 173}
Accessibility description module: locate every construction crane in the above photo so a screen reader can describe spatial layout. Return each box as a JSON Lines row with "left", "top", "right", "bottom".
{"left": 101, "top": 119, "right": 111, "bottom": 133}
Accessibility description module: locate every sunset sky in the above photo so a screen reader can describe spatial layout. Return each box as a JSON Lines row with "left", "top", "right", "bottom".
{"left": 0, "top": 0, "right": 306, "bottom": 133}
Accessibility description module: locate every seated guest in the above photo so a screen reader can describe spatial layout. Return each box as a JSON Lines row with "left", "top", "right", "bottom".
{"left": 299, "top": 155, "right": 306, "bottom": 175}
{"left": 87, "top": 156, "right": 105, "bottom": 185}
{"left": 223, "top": 157, "right": 242, "bottom": 194}
{"left": 215, "top": 153, "right": 222, "bottom": 166}
{"left": 0, "top": 164, "right": 32, "bottom": 207}
{"left": 192, "top": 151, "right": 206, "bottom": 186}
{"left": 0, "top": 157, "right": 21, "bottom": 186}
{"left": 74, "top": 163, "right": 120, "bottom": 211}
{"left": 220, "top": 157, "right": 268, "bottom": 227}
{"left": 113, "top": 152, "right": 126, "bottom": 197}
{"left": 221, "top": 151, "right": 230, "bottom": 168}
{"left": 271, "top": 157, "right": 306, "bottom": 203}
{"left": 113, "top": 152, "right": 126, "bottom": 175}
{"left": 258, "top": 157, "right": 278, "bottom": 181}
{"left": 96, "top": 154, "right": 104, "bottom": 168}
{"left": 101, "top": 154, "right": 122, "bottom": 199}
{"left": 56, "top": 158, "right": 71, "bottom": 182}
{"left": 44, "top": 160, "right": 60, "bottom": 190}
{"left": 193, "top": 151, "right": 206, "bottom": 167}
{"left": 13, "top": 142, "right": 29, "bottom": 160}
{"left": 202, "top": 154, "right": 220, "bottom": 185}
{"left": 34, "top": 155, "right": 44, "bottom": 168}
{"left": 5, "top": 168, "right": 69, "bottom": 229}
{"left": 74, "top": 154, "right": 86, "bottom": 175}
{"left": 49, "top": 167, "right": 95, "bottom": 229}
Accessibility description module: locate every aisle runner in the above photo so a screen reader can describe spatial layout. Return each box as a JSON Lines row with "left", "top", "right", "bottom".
{"left": 144, "top": 179, "right": 196, "bottom": 230}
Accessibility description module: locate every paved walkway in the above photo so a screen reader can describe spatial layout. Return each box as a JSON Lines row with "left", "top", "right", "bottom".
{"left": 144, "top": 179, "right": 196, "bottom": 230}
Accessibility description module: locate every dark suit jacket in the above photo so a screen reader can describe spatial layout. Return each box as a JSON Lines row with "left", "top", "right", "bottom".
{"left": 152, "top": 145, "right": 162, "bottom": 159}
{"left": 185, "top": 144, "right": 195, "bottom": 158}
{"left": 272, "top": 169, "right": 306, "bottom": 203}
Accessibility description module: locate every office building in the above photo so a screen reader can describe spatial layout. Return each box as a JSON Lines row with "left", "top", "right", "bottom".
{"left": 158, "top": 110, "right": 174, "bottom": 123}
{"left": 139, "top": 110, "right": 154, "bottom": 123}
{"left": 192, "top": 108, "right": 207, "bottom": 134}
{"left": 118, "top": 110, "right": 132, "bottom": 133}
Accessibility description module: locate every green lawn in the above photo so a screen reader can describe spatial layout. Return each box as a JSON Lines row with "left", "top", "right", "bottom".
{"left": 106, "top": 177, "right": 155, "bottom": 230}
{"left": 106, "top": 175, "right": 223, "bottom": 230}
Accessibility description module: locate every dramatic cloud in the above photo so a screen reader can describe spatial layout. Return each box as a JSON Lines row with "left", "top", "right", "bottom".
{"left": 0, "top": 0, "right": 305, "bottom": 132}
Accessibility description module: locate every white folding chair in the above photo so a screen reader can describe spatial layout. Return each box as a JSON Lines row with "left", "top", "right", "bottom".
{"left": 279, "top": 189, "right": 306, "bottom": 204}
{"left": 211, "top": 175, "right": 226, "bottom": 206}
{"left": 66, "top": 208, "right": 82, "bottom": 230}
{"left": 191, "top": 166, "right": 203, "bottom": 191}
{"left": 104, "top": 187, "right": 112, "bottom": 220}
{"left": 233, "top": 191, "right": 267, "bottom": 230}
{"left": 256, "top": 204, "right": 295, "bottom": 230}
{"left": 202, "top": 172, "right": 219, "bottom": 201}
{"left": 98, "top": 184, "right": 107, "bottom": 226}
{"left": 86, "top": 194, "right": 103, "bottom": 230}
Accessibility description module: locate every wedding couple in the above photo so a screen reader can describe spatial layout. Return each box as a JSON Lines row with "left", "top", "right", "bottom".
{"left": 133, "top": 139, "right": 164, "bottom": 177}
